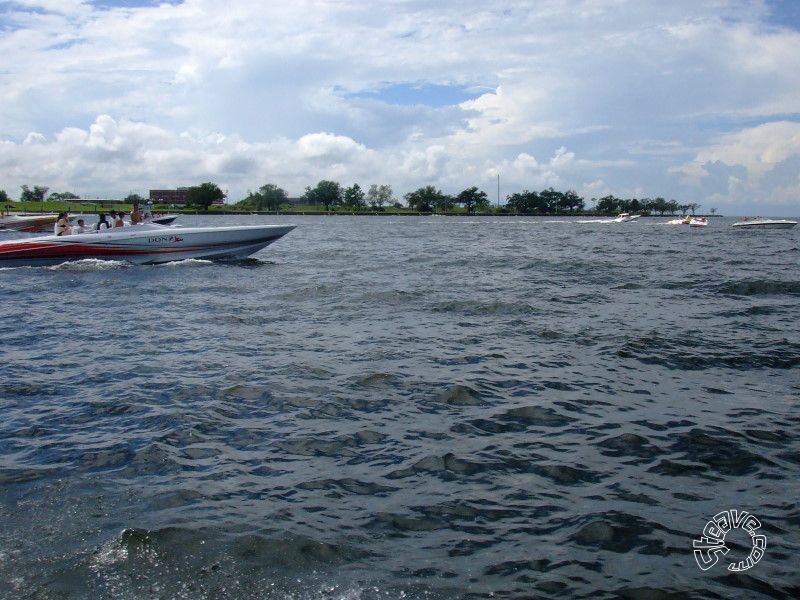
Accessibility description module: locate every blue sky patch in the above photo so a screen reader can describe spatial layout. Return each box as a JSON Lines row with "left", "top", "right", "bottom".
{"left": 348, "top": 83, "right": 488, "bottom": 108}
{"left": 765, "top": 0, "right": 800, "bottom": 30}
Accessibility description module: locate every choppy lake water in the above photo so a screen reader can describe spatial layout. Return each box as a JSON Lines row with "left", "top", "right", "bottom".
{"left": 1, "top": 215, "right": 798, "bottom": 599}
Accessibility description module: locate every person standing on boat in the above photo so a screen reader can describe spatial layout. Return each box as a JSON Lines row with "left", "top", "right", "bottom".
{"left": 130, "top": 204, "right": 143, "bottom": 225}
{"left": 71, "top": 219, "right": 87, "bottom": 234}
{"left": 54, "top": 213, "right": 71, "bottom": 236}
{"left": 114, "top": 212, "right": 125, "bottom": 227}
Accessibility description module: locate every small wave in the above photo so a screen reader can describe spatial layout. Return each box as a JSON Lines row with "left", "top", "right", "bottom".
{"left": 664, "top": 428, "right": 775, "bottom": 476}
{"left": 617, "top": 332, "right": 800, "bottom": 370}
{"left": 351, "top": 372, "right": 402, "bottom": 388}
{"left": 571, "top": 511, "right": 666, "bottom": 554}
{"left": 499, "top": 405, "right": 574, "bottom": 427}
{"left": 431, "top": 298, "right": 537, "bottom": 316}
{"left": 714, "top": 279, "right": 800, "bottom": 296}
{"left": 596, "top": 433, "right": 659, "bottom": 458}
{"left": 434, "top": 384, "right": 485, "bottom": 406}
{"left": 297, "top": 478, "right": 397, "bottom": 496}
{"left": 225, "top": 257, "right": 276, "bottom": 268}
{"left": 532, "top": 463, "right": 601, "bottom": 484}
{"left": 275, "top": 430, "right": 388, "bottom": 458}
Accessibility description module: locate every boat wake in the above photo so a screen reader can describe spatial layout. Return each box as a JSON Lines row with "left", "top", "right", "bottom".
{"left": 48, "top": 259, "right": 130, "bottom": 271}
{"left": 155, "top": 258, "right": 215, "bottom": 268}
{"left": 575, "top": 218, "right": 622, "bottom": 224}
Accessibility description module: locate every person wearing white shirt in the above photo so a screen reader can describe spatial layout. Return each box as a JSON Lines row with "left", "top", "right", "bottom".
{"left": 54, "top": 212, "right": 71, "bottom": 236}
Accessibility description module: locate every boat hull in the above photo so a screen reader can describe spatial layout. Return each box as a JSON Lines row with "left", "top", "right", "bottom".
{"left": 0, "top": 224, "right": 295, "bottom": 267}
{"left": 732, "top": 220, "right": 797, "bottom": 230}
{"left": 0, "top": 214, "right": 60, "bottom": 232}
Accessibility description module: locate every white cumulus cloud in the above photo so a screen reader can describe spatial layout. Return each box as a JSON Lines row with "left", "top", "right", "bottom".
{"left": 0, "top": 0, "right": 798, "bottom": 214}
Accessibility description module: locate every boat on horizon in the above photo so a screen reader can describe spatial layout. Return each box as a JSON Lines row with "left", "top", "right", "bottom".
{"left": 0, "top": 222, "right": 295, "bottom": 267}
{"left": 731, "top": 218, "right": 797, "bottom": 230}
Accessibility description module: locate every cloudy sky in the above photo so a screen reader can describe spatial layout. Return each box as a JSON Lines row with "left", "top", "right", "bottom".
{"left": 1, "top": 0, "right": 799, "bottom": 215}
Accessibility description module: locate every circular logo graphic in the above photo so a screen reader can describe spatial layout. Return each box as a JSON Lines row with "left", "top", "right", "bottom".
{"left": 693, "top": 509, "right": 766, "bottom": 571}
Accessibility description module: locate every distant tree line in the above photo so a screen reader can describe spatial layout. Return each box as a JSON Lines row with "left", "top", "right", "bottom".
{"left": 3, "top": 183, "right": 225, "bottom": 211}
{"left": 505, "top": 189, "right": 704, "bottom": 215}
{"left": 232, "top": 181, "right": 493, "bottom": 214}
{"left": 3, "top": 181, "right": 709, "bottom": 216}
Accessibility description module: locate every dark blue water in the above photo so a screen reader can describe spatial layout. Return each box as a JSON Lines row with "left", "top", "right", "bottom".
{"left": 1, "top": 215, "right": 798, "bottom": 599}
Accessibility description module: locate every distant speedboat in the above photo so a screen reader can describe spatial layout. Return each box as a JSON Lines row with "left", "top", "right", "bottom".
{"left": 732, "top": 219, "right": 797, "bottom": 230}
{"left": 0, "top": 223, "right": 295, "bottom": 267}
{"left": 667, "top": 216, "right": 689, "bottom": 225}
{"left": 0, "top": 213, "right": 59, "bottom": 233}
{"left": 667, "top": 215, "right": 696, "bottom": 225}
{"left": 613, "top": 213, "right": 640, "bottom": 223}
{"left": 688, "top": 217, "right": 708, "bottom": 227}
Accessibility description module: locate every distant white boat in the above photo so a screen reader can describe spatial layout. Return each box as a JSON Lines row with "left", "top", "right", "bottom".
{"left": 688, "top": 217, "right": 708, "bottom": 228}
{"left": 577, "top": 213, "right": 641, "bottom": 224}
{"left": 613, "top": 213, "right": 640, "bottom": 223}
{"left": 731, "top": 219, "right": 797, "bottom": 230}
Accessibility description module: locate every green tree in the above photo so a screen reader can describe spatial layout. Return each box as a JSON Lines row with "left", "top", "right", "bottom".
{"left": 304, "top": 180, "right": 342, "bottom": 211}
{"left": 646, "top": 197, "right": 668, "bottom": 215}
{"left": 0, "top": 189, "right": 9, "bottom": 206}
{"left": 506, "top": 190, "right": 539, "bottom": 213}
{"left": 561, "top": 190, "right": 585, "bottom": 212}
{"left": 625, "top": 198, "right": 643, "bottom": 214}
{"left": 667, "top": 199, "right": 680, "bottom": 215}
{"left": 20, "top": 185, "right": 49, "bottom": 203}
{"left": 186, "top": 182, "right": 224, "bottom": 210}
{"left": 49, "top": 191, "right": 81, "bottom": 201}
{"left": 367, "top": 184, "right": 393, "bottom": 210}
{"left": 343, "top": 183, "right": 366, "bottom": 209}
{"left": 539, "top": 188, "right": 563, "bottom": 213}
{"left": 596, "top": 195, "right": 621, "bottom": 214}
{"left": 259, "top": 184, "right": 288, "bottom": 210}
{"left": 234, "top": 184, "right": 287, "bottom": 211}
{"left": 404, "top": 186, "right": 445, "bottom": 213}
{"left": 456, "top": 186, "right": 488, "bottom": 214}
{"left": 434, "top": 192, "right": 454, "bottom": 213}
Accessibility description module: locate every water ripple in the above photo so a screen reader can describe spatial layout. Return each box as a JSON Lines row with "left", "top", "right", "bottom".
{"left": 1, "top": 215, "right": 798, "bottom": 600}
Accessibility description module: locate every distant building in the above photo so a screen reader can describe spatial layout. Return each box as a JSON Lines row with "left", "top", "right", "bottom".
{"left": 149, "top": 188, "right": 189, "bottom": 206}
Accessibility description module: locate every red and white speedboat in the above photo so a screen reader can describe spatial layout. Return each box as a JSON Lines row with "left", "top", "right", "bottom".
{"left": 0, "top": 223, "right": 295, "bottom": 267}
{"left": 0, "top": 213, "right": 60, "bottom": 232}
